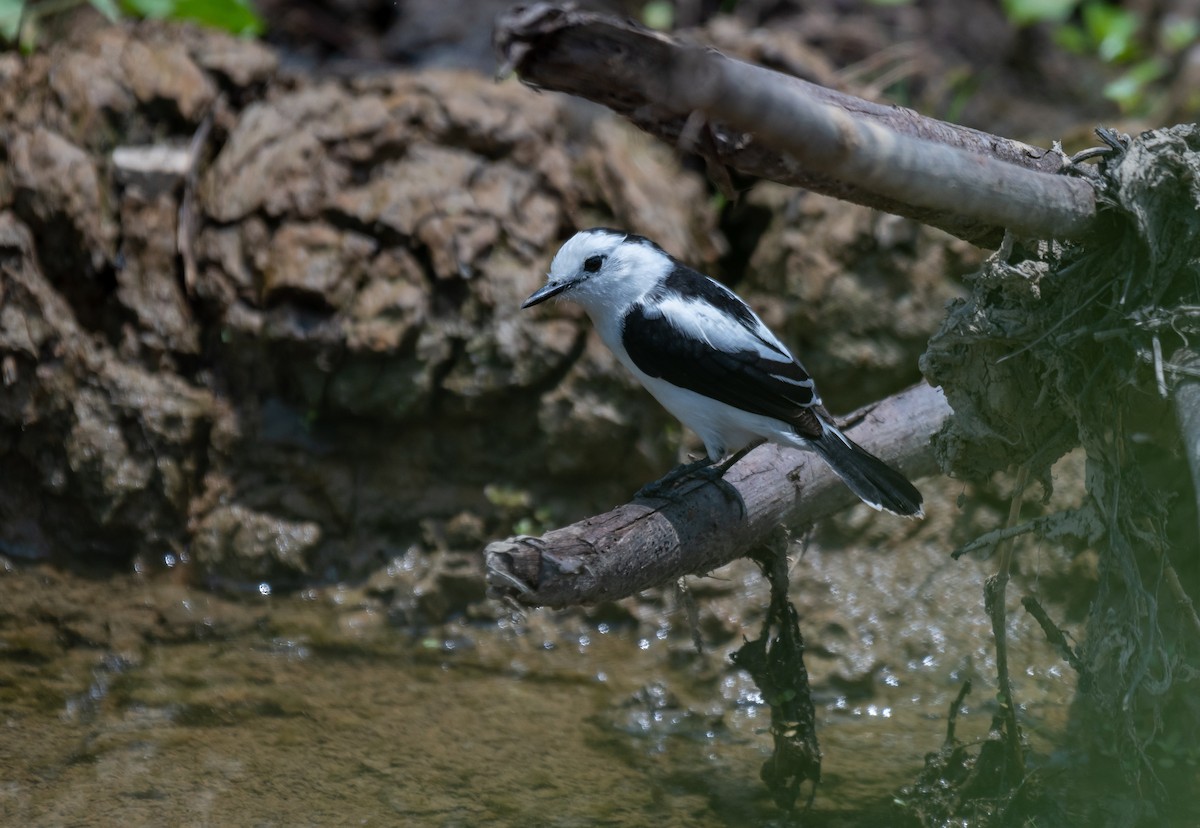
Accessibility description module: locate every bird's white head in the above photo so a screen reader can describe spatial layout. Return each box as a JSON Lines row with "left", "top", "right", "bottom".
{"left": 522, "top": 228, "right": 672, "bottom": 318}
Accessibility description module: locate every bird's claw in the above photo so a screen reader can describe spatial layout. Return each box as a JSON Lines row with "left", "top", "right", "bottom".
{"left": 635, "top": 457, "right": 714, "bottom": 500}
{"left": 634, "top": 451, "right": 753, "bottom": 507}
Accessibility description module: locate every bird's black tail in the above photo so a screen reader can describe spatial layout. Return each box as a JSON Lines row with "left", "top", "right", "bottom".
{"left": 810, "top": 428, "right": 924, "bottom": 518}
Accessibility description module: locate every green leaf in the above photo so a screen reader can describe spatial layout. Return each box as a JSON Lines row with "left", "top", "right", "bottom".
{"left": 122, "top": 0, "right": 263, "bottom": 35}
{"left": 1083, "top": 2, "right": 1140, "bottom": 63}
{"left": 641, "top": 1, "right": 673, "bottom": 31}
{"left": 0, "top": 0, "right": 23, "bottom": 44}
{"left": 122, "top": 0, "right": 175, "bottom": 16}
{"left": 1001, "top": 0, "right": 1079, "bottom": 27}
{"left": 89, "top": 0, "right": 123, "bottom": 22}
{"left": 174, "top": 0, "right": 263, "bottom": 35}
{"left": 1162, "top": 17, "right": 1199, "bottom": 53}
{"left": 1052, "top": 23, "right": 1088, "bottom": 54}
{"left": 483, "top": 484, "right": 532, "bottom": 510}
{"left": 1103, "top": 57, "right": 1165, "bottom": 111}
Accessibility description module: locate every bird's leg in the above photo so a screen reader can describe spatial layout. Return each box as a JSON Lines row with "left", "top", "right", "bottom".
{"left": 635, "top": 440, "right": 766, "bottom": 500}
{"left": 635, "top": 455, "right": 716, "bottom": 499}
{"left": 706, "top": 440, "right": 764, "bottom": 479}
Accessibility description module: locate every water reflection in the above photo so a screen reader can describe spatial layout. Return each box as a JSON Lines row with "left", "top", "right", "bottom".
{"left": 0, "top": 533, "right": 1082, "bottom": 826}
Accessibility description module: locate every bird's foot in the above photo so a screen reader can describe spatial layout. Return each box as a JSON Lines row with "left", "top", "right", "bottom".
{"left": 634, "top": 442, "right": 763, "bottom": 501}
{"left": 712, "top": 441, "right": 762, "bottom": 477}
{"left": 635, "top": 457, "right": 715, "bottom": 499}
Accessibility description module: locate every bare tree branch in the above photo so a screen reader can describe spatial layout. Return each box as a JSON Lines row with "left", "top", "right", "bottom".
{"left": 485, "top": 382, "right": 951, "bottom": 608}
{"left": 494, "top": 3, "right": 1098, "bottom": 248}
{"left": 671, "top": 48, "right": 1097, "bottom": 242}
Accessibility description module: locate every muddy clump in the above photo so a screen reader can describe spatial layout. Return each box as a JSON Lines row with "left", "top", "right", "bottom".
{"left": 0, "top": 21, "right": 725, "bottom": 582}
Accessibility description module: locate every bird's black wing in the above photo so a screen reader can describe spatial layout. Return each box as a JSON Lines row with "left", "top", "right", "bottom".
{"left": 622, "top": 288, "right": 825, "bottom": 439}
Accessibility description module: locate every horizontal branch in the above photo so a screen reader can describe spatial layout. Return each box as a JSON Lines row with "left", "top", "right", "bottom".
{"left": 494, "top": 3, "right": 1097, "bottom": 248}
{"left": 485, "top": 382, "right": 951, "bottom": 608}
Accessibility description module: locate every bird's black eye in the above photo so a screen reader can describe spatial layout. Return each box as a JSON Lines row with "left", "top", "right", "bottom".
{"left": 583, "top": 255, "right": 605, "bottom": 273}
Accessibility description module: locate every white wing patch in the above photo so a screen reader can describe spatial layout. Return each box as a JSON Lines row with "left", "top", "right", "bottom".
{"left": 652, "top": 295, "right": 794, "bottom": 363}
{"left": 705, "top": 278, "right": 793, "bottom": 356}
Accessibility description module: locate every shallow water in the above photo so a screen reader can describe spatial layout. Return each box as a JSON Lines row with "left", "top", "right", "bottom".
{"left": 0, "top": 534, "right": 1078, "bottom": 826}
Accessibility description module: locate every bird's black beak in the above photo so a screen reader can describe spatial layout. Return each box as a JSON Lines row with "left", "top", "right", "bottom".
{"left": 521, "top": 280, "right": 569, "bottom": 308}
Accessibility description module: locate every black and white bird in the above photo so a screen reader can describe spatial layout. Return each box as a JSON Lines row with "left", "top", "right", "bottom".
{"left": 522, "top": 228, "right": 923, "bottom": 518}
